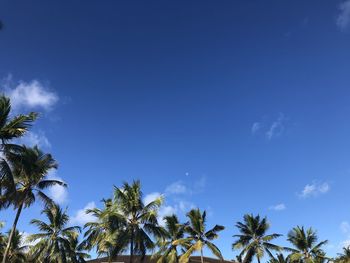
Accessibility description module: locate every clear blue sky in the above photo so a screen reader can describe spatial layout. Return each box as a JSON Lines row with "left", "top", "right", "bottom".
{"left": 1, "top": 0, "right": 350, "bottom": 260}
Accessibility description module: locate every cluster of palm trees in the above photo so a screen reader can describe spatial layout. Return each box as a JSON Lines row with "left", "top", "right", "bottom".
{"left": 0, "top": 93, "right": 350, "bottom": 263}
{"left": 232, "top": 214, "right": 334, "bottom": 263}
{"left": 0, "top": 95, "right": 75, "bottom": 262}
{"left": 81, "top": 180, "right": 224, "bottom": 263}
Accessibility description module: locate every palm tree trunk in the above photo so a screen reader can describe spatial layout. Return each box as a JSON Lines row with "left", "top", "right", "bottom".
{"left": 257, "top": 257, "right": 261, "bottom": 263}
{"left": 129, "top": 229, "right": 134, "bottom": 263}
{"left": 2, "top": 202, "right": 23, "bottom": 263}
{"left": 200, "top": 248, "right": 204, "bottom": 263}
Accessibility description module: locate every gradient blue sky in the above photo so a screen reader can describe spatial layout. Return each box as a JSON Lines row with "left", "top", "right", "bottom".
{"left": 1, "top": 0, "right": 350, "bottom": 260}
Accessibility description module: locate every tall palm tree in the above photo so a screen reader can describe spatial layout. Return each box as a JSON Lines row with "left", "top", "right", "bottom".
{"left": 336, "top": 246, "right": 350, "bottom": 263}
{"left": 179, "top": 208, "right": 225, "bottom": 263}
{"left": 113, "top": 180, "right": 166, "bottom": 263}
{"left": 27, "top": 203, "right": 81, "bottom": 262}
{"left": 83, "top": 199, "right": 125, "bottom": 262}
{"left": 232, "top": 214, "right": 281, "bottom": 263}
{"left": 1, "top": 145, "right": 64, "bottom": 263}
{"left": 285, "top": 226, "right": 328, "bottom": 263}
{"left": 153, "top": 214, "right": 190, "bottom": 263}
{"left": 0, "top": 95, "right": 37, "bottom": 199}
{"left": 2, "top": 230, "right": 28, "bottom": 263}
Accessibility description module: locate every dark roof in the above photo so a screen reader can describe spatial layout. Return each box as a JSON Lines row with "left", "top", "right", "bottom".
{"left": 87, "top": 255, "right": 234, "bottom": 263}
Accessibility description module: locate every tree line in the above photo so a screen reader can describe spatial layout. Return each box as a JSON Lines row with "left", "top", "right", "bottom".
{"left": 0, "top": 94, "right": 349, "bottom": 263}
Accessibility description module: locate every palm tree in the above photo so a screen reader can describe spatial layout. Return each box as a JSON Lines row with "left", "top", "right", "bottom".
{"left": 232, "top": 214, "right": 282, "bottom": 263}
{"left": 113, "top": 180, "right": 166, "bottom": 263}
{"left": 2, "top": 230, "right": 28, "bottom": 263}
{"left": 1, "top": 145, "right": 65, "bottom": 263}
{"left": 314, "top": 252, "right": 331, "bottom": 263}
{"left": 285, "top": 226, "right": 328, "bottom": 263}
{"left": 0, "top": 95, "right": 37, "bottom": 146}
{"left": 67, "top": 235, "right": 90, "bottom": 263}
{"left": 83, "top": 199, "right": 125, "bottom": 262}
{"left": 27, "top": 203, "right": 81, "bottom": 262}
{"left": 0, "top": 95, "right": 37, "bottom": 200}
{"left": 336, "top": 246, "right": 350, "bottom": 263}
{"left": 152, "top": 214, "right": 190, "bottom": 263}
{"left": 179, "top": 208, "right": 225, "bottom": 263}
{"left": 268, "top": 253, "right": 291, "bottom": 263}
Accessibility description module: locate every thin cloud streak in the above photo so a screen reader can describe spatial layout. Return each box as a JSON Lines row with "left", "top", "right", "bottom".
{"left": 266, "top": 113, "right": 286, "bottom": 140}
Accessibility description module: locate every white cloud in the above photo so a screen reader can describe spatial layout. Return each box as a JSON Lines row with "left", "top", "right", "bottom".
{"left": 20, "top": 231, "right": 40, "bottom": 248}
{"left": 269, "top": 203, "right": 286, "bottom": 211}
{"left": 17, "top": 131, "right": 51, "bottom": 148}
{"left": 251, "top": 122, "right": 261, "bottom": 134}
{"left": 337, "top": 0, "right": 350, "bottom": 31}
{"left": 157, "top": 200, "right": 196, "bottom": 226}
{"left": 143, "top": 189, "right": 197, "bottom": 225}
{"left": 341, "top": 239, "right": 350, "bottom": 249}
{"left": 158, "top": 205, "right": 178, "bottom": 226}
{"left": 266, "top": 113, "right": 286, "bottom": 140}
{"left": 70, "top": 202, "right": 96, "bottom": 226}
{"left": 3, "top": 78, "right": 58, "bottom": 110}
{"left": 143, "top": 178, "right": 205, "bottom": 225}
{"left": 299, "top": 181, "right": 330, "bottom": 198}
{"left": 164, "top": 176, "right": 206, "bottom": 196}
{"left": 341, "top": 221, "right": 350, "bottom": 234}
{"left": 143, "top": 192, "right": 163, "bottom": 205}
{"left": 46, "top": 171, "right": 68, "bottom": 204}
{"left": 165, "top": 181, "right": 187, "bottom": 195}
{"left": 143, "top": 192, "right": 177, "bottom": 226}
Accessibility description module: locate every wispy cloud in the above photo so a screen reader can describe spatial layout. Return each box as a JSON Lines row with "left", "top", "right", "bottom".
{"left": 266, "top": 113, "right": 286, "bottom": 140}
{"left": 70, "top": 202, "right": 96, "bottom": 225}
{"left": 299, "top": 181, "right": 330, "bottom": 198}
{"left": 341, "top": 221, "right": 350, "bottom": 234}
{"left": 269, "top": 203, "right": 286, "bottom": 211}
{"left": 337, "top": 0, "right": 350, "bottom": 31}
{"left": 2, "top": 76, "right": 58, "bottom": 111}
{"left": 251, "top": 122, "right": 261, "bottom": 135}
{"left": 165, "top": 181, "right": 187, "bottom": 195}
{"left": 16, "top": 131, "right": 51, "bottom": 148}
{"left": 164, "top": 176, "right": 206, "bottom": 196}
{"left": 193, "top": 176, "right": 206, "bottom": 193}
{"left": 177, "top": 200, "right": 196, "bottom": 212}
{"left": 252, "top": 113, "right": 288, "bottom": 140}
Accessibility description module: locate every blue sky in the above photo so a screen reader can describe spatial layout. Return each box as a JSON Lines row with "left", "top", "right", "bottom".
{"left": 1, "top": 0, "right": 350, "bottom": 260}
